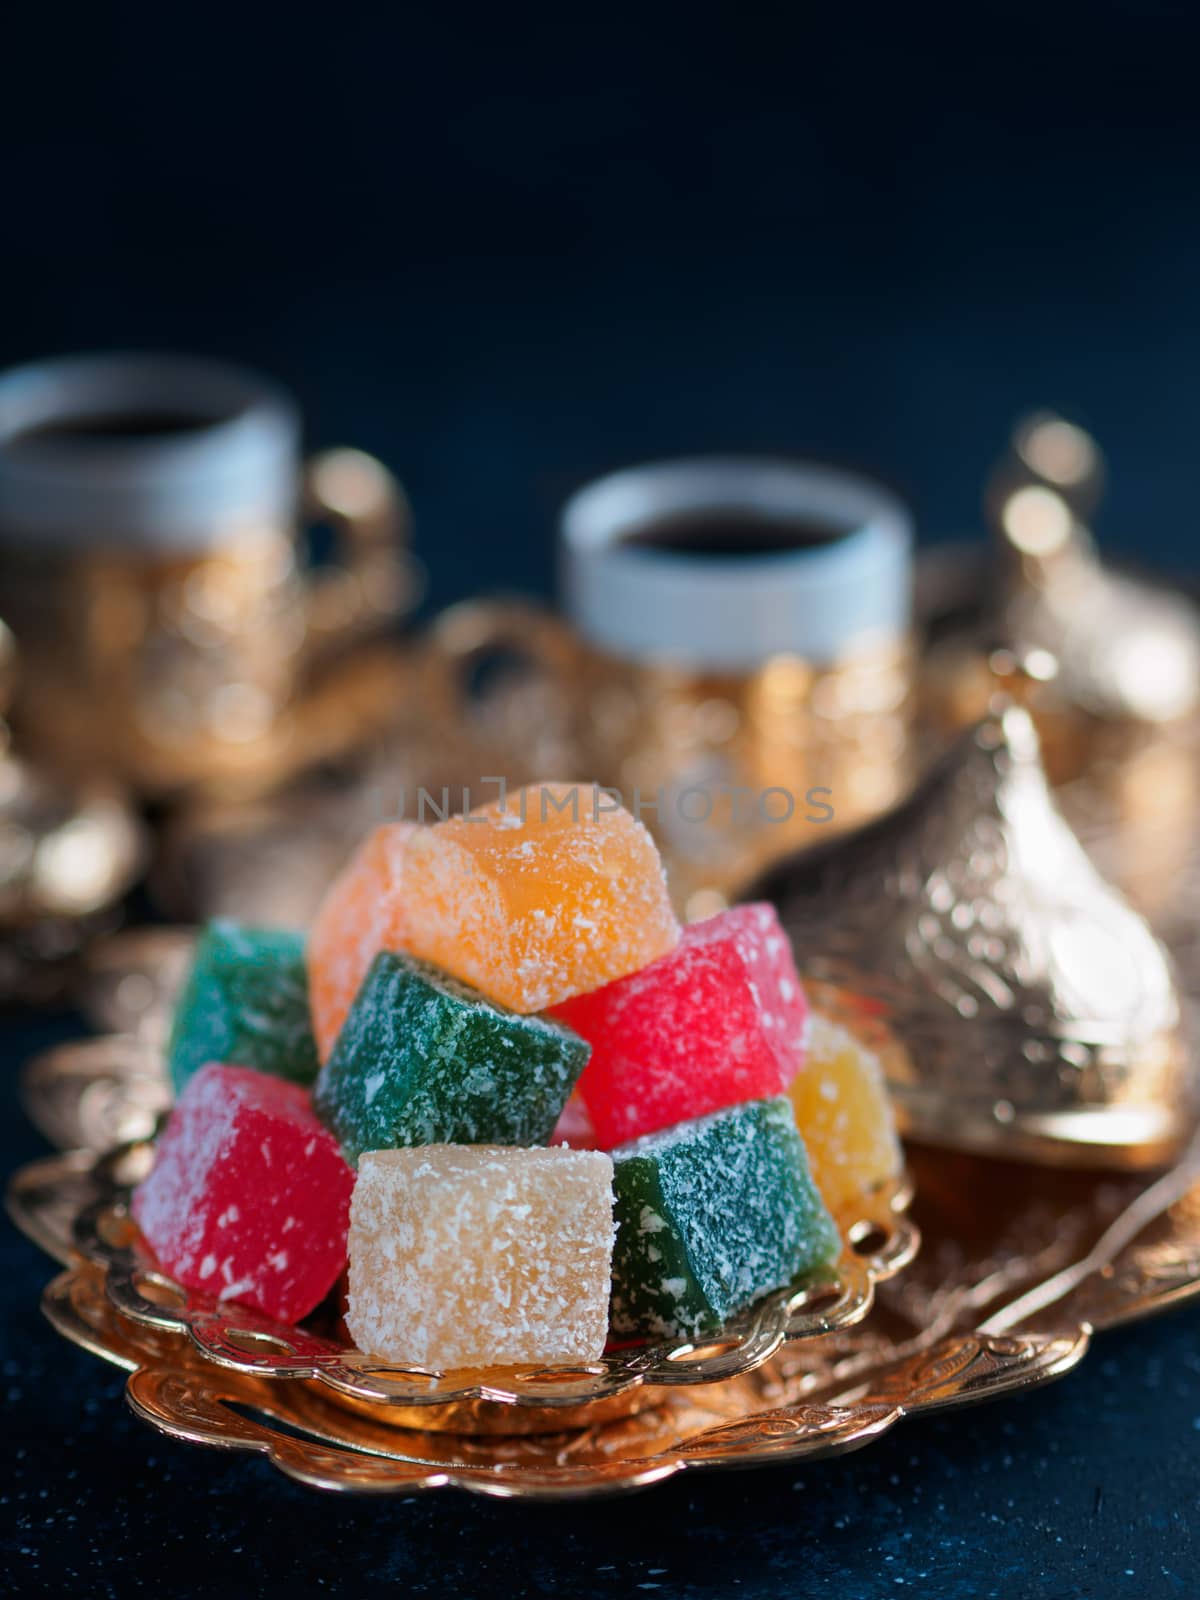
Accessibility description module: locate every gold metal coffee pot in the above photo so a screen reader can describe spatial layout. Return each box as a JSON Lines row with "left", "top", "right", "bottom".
{"left": 751, "top": 704, "right": 1194, "bottom": 1171}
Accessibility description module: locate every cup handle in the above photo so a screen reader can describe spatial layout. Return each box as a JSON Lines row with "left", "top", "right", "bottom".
{"left": 418, "top": 596, "right": 583, "bottom": 720}
{"left": 298, "top": 448, "right": 423, "bottom": 662}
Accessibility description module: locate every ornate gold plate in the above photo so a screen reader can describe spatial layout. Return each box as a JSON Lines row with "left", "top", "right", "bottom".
{"left": 11, "top": 1131, "right": 1200, "bottom": 1499}
{"left": 20, "top": 1135, "right": 915, "bottom": 1414}
{"left": 13, "top": 938, "right": 1200, "bottom": 1499}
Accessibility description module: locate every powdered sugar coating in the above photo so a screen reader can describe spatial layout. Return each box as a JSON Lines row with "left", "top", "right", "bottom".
{"left": 132, "top": 1063, "right": 353, "bottom": 1323}
{"left": 346, "top": 1145, "right": 615, "bottom": 1367}
{"left": 307, "top": 823, "right": 416, "bottom": 1061}
{"left": 168, "top": 921, "right": 319, "bottom": 1093}
{"left": 313, "top": 950, "right": 590, "bottom": 1162}
{"left": 788, "top": 1012, "right": 901, "bottom": 1212}
{"left": 399, "top": 783, "right": 679, "bottom": 1014}
{"left": 609, "top": 1097, "right": 839, "bottom": 1340}
{"left": 557, "top": 903, "right": 809, "bottom": 1148}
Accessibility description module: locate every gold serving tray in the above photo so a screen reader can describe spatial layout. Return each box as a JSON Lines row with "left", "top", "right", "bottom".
{"left": 12, "top": 1130, "right": 915, "bottom": 1417}
{"left": 10, "top": 1129, "right": 1200, "bottom": 1499}
{"left": 10, "top": 1032, "right": 1200, "bottom": 1498}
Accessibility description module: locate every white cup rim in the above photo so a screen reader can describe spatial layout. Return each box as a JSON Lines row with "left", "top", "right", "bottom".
{"left": 559, "top": 455, "right": 913, "bottom": 670}
{"left": 0, "top": 352, "right": 300, "bottom": 552}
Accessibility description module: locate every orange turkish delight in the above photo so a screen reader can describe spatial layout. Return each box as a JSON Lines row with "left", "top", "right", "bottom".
{"left": 307, "top": 822, "right": 416, "bottom": 1059}
{"left": 399, "top": 783, "right": 679, "bottom": 1013}
{"left": 787, "top": 1011, "right": 901, "bottom": 1212}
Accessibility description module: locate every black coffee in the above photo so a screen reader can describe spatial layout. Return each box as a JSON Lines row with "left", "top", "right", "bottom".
{"left": 619, "top": 507, "right": 849, "bottom": 558}
{"left": 12, "top": 409, "right": 215, "bottom": 447}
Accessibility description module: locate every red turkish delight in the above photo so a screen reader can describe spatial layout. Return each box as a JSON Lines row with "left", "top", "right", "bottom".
{"left": 556, "top": 904, "right": 809, "bottom": 1148}
{"left": 132, "top": 1063, "right": 353, "bottom": 1323}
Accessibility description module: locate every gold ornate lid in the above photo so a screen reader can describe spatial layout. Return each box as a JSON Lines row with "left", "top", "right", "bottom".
{"left": 752, "top": 706, "right": 1194, "bottom": 1167}
{"left": 989, "top": 412, "right": 1200, "bottom": 726}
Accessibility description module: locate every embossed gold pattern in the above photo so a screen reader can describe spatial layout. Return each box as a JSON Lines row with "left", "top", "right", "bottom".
{"left": 752, "top": 706, "right": 1195, "bottom": 1167}
{"left": 3, "top": 450, "right": 422, "bottom": 797}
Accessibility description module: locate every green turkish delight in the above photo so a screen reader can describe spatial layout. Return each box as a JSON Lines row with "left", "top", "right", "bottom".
{"left": 313, "top": 950, "right": 590, "bottom": 1163}
{"left": 167, "top": 920, "right": 319, "bottom": 1093}
{"left": 610, "top": 1097, "right": 839, "bottom": 1340}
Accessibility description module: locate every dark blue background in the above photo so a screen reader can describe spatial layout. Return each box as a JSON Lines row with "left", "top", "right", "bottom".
{"left": 3, "top": 3, "right": 1200, "bottom": 598}
{"left": 3, "top": 5, "right": 1200, "bottom": 1595}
